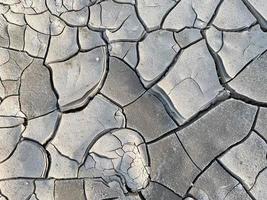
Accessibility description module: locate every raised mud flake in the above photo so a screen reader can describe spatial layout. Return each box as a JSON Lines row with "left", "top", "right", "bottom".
{"left": 213, "top": 0, "right": 256, "bottom": 30}
{"left": 22, "top": 111, "right": 60, "bottom": 145}
{"left": 228, "top": 51, "right": 267, "bottom": 103}
{"left": 255, "top": 107, "right": 267, "bottom": 140}
{"left": 178, "top": 99, "right": 257, "bottom": 169}
{"left": 188, "top": 161, "right": 251, "bottom": 200}
{"left": 206, "top": 25, "right": 267, "bottom": 80}
{"left": 20, "top": 59, "right": 58, "bottom": 119}
{"left": 136, "top": 0, "right": 177, "bottom": 30}
{"left": 0, "top": 179, "right": 34, "bottom": 200}
{"left": 0, "top": 125, "right": 24, "bottom": 163}
{"left": 45, "top": 26, "right": 78, "bottom": 64}
{"left": 153, "top": 40, "right": 224, "bottom": 124}
{"left": 101, "top": 57, "right": 145, "bottom": 106}
{"left": 51, "top": 95, "right": 125, "bottom": 163}
{"left": 124, "top": 91, "right": 177, "bottom": 142}
{"left": 55, "top": 179, "right": 85, "bottom": 200}
{"left": 89, "top": 0, "right": 145, "bottom": 41}
{"left": 141, "top": 181, "right": 182, "bottom": 200}
{"left": 79, "top": 128, "right": 150, "bottom": 193}
{"left": 0, "top": 140, "right": 48, "bottom": 179}
{"left": 219, "top": 131, "right": 267, "bottom": 189}
{"left": 49, "top": 47, "right": 107, "bottom": 111}
{"left": 136, "top": 30, "right": 180, "bottom": 86}
{"left": 148, "top": 134, "right": 200, "bottom": 196}
{"left": 46, "top": 143, "right": 79, "bottom": 178}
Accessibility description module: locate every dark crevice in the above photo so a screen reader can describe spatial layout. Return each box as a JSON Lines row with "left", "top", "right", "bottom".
{"left": 225, "top": 48, "right": 267, "bottom": 83}
{"left": 253, "top": 129, "right": 267, "bottom": 144}
{"left": 147, "top": 93, "right": 229, "bottom": 145}
{"left": 242, "top": 0, "right": 267, "bottom": 31}
{"left": 217, "top": 161, "right": 257, "bottom": 200}
{"left": 43, "top": 111, "right": 62, "bottom": 147}
{"left": 249, "top": 166, "right": 267, "bottom": 191}
{"left": 185, "top": 108, "right": 259, "bottom": 196}
{"left": 49, "top": 142, "right": 79, "bottom": 164}
{"left": 176, "top": 135, "right": 201, "bottom": 171}
{"left": 138, "top": 191, "right": 146, "bottom": 200}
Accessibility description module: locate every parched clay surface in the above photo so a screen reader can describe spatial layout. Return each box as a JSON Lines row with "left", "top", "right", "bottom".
{"left": 0, "top": 0, "right": 266, "bottom": 199}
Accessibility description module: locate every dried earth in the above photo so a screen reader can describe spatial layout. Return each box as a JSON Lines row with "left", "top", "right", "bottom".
{"left": 0, "top": 0, "right": 266, "bottom": 199}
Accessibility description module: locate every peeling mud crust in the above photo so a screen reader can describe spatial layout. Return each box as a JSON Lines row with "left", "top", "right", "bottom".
{"left": 0, "top": 0, "right": 266, "bottom": 199}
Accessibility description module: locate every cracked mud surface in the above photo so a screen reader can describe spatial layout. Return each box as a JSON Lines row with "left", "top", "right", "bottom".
{"left": 0, "top": 0, "right": 266, "bottom": 199}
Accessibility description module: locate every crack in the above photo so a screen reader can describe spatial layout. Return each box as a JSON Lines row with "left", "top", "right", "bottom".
{"left": 0, "top": 124, "right": 26, "bottom": 164}
{"left": 42, "top": 33, "right": 60, "bottom": 110}
{"left": 176, "top": 135, "right": 201, "bottom": 171}
{"left": 242, "top": 0, "right": 267, "bottom": 31}
{"left": 138, "top": 191, "right": 146, "bottom": 200}
{"left": 206, "top": 0, "right": 224, "bottom": 27}
{"left": 202, "top": 28, "right": 267, "bottom": 108}
{"left": 147, "top": 91, "right": 229, "bottom": 145}
{"left": 133, "top": 0, "right": 149, "bottom": 32}
{"left": 20, "top": 138, "right": 51, "bottom": 178}
{"left": 185, "top": 107, "right": 259, "bottom": 196}
{"left": 228, "top": 87, "right": 267, "bottom": 107}
{"left": 225, "top": 48, "right": 267, "bottom": 83}
{"left": 253, "top": 129, "right": 267, "bottom": 144}
{"left": 213, "top": 21, "right": 258, "bottom": 32}
{"left": 249, "top": 166, "right": 267, "bottom": 191}
{"left": 217, "top": 161, "right": 257, "bottom": 200}
{"left": 138, "top": 46, "right": 183, "bottom": 89}
{"left": 49, "top": 142, "right": 79, "bottom": 164}
{"left": 222, "top": 183, "right": 239, "bottom": 200}
{"left": 82, "top": 179, "right": 87, "bottom": 200}
{"left": 99, "top": 92, "right": 127, "bottom": 127}
{"left": 160, "top": 0, "right": 180, "bottom": 30}
{"left": 0, "top": 190, "right": 9, "bottom": 200}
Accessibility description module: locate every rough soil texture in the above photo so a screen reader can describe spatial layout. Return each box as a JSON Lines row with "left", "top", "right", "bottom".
{"left": 0, "top": 0, "right": 266, "bottom": 199}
